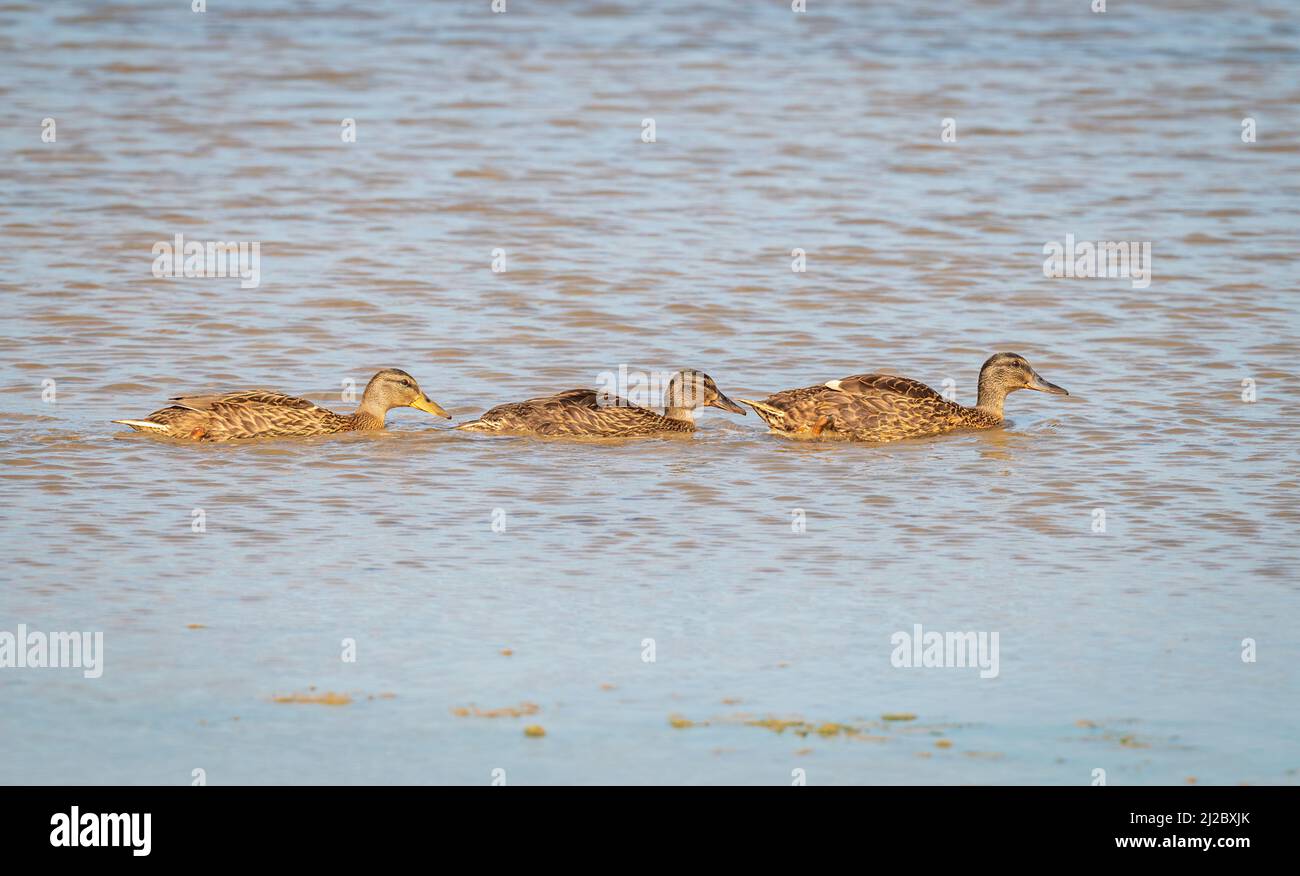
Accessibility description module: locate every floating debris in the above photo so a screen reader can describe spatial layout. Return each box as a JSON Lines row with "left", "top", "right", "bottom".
{"left": 273, "top": 691, "right": 352, "bottom": 706}
{"left": 523, "top": 725, "right": 546, "bottom": 737}
{"left": 741, "top": 718, "right": 866, "bottom": 738}
{"left": 746, "top": 717, "right": 812, "bottom": 735}
{"left": 882, "top": 712, "right": 917, "bottom": 722}
{"left": 452, "top": 702, "right": 540, "bottom": 719}
{"left": 1072, "top": 719, "right": 1180, "bottom": 752}
{"left": 935, "top": 739, "right": 953, "bottom": 749}
{"left": 662, "top": 710, "right": 935, "bottom": 746}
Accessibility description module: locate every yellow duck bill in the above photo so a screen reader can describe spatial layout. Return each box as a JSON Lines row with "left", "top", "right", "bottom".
{"left": 410, "top": 395, "right": 451, "bottom": 418}
{"left": 710, "top": 391, "right": 747, "bottom": 415}
{"left": 1027, "top": 372, "right": 1069, "bottom": 395}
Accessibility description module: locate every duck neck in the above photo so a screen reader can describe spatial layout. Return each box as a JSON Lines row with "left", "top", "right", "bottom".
{"left": 352, "top": 397, "right": 388, "bottom": 430}
{"left": 663, "top": 405, "right": 696, "bottom": 425}
{"left": 974, "top": 377, "right": 1007, "bottom": 421}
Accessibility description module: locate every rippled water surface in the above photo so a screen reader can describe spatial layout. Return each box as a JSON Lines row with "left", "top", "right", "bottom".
{"left": 2, "top": 0, "right": 1298, "bottom": 784}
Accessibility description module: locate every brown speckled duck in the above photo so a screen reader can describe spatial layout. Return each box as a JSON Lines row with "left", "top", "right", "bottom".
{"left": 113, "top": 368, "right": 450, "bottom": 441}
{"left": 457, "top": 369, "right": 746, "bottom": 438}
{"left": 739, "top": 353, "right": 1068, "bottom": 442}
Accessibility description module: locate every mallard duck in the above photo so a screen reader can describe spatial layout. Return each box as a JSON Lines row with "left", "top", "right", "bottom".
{"left": 738, "top": 353, "right": 1068, "bottom": 442}
{"left": 112, "top": 368, "right": 450, "bottom": 441}
{"left": 457, "top": 369, "right": 746, "bottom": 437}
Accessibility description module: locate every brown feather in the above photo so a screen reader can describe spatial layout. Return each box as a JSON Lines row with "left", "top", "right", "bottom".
{"left": 460, "top": 388, "right": 695, "bottom": 438}
{"left": 745, "top": 373, "right": 1002, "bottom": 442}
{"left": 119, "top": 388, "right": 383, "bottom": 441}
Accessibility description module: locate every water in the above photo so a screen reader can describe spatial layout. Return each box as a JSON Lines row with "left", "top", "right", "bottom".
{"left": 1, "top": 0, "right": 1297, "bottom": 785}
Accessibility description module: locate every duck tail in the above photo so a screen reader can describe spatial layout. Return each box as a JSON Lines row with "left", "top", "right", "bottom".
{"left": 454, "top": 419, "right": 495, "bottom": 432}
{"left": 112, "top": 419, "right": 170, "bottom": 433}
{"left": 737, "top": 399, "right": 784, "bottom": 428}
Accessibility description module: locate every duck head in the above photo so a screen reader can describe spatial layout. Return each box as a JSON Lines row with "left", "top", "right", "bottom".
{"left": 360, "top": 369, "right": 450, "bottom": 419}
{"left": 975, "top": 353, "right": 1067, "bottom": 418}
{"left": 663, "top": 369, "right": 746, "bottom": 419}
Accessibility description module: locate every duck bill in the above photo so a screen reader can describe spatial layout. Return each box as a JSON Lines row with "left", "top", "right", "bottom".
{"left": 1027, "top": 371, "right": 1069, "bottom": 396}
{"left": 709, "top": 391, "right": 747, "bottom": 415}
{"left": 410, "top": 395, "right": 451, "bottom": 418}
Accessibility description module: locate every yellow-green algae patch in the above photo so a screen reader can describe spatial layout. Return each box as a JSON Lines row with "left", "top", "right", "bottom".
{"left": 451, "top": 702, "right": 540, "bottom": 719}
{"left": 663, "top": 710, "right": 947, "bottom": 747}
{"left": 273, "top": 691, "right": 352, "bottom": 706}
{"left": 1072, "top": 718, "right": 1175, "bottom": 751}
{"left": 742, "top": 717, "right": 869, "bottom": 738}
{"left": 660, "top": 707, "right": 946, "bottom": 738}
{"left": 745, "top": 717, "right": 811, "bottom": 735}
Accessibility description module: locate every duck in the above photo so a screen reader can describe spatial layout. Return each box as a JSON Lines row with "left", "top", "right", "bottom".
{"left": 457, "top": 369, "right": 746, "bottom": 437}
{"left": 738, "top": 353, "right": 1068, "bottom": 442}
{"left": 112, "top": 368, "right": 450, "bottom": 441}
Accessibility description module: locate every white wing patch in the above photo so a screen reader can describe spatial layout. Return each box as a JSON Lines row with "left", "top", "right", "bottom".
{"left": 112, "top": 419, "right": 170, "bottom": 432}
{"left": 824, "top": 379, "right": 843, "bottom": 391}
